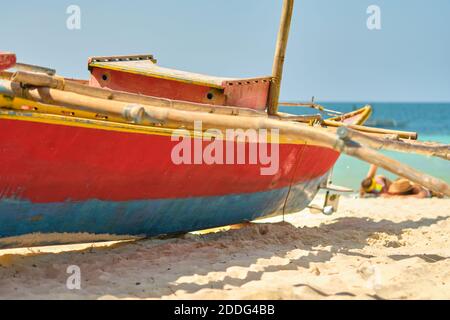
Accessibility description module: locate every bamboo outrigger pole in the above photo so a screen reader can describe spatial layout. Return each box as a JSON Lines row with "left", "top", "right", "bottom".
{"left": 9, "top": 70, "right": 424, "bottom": 138}
{"left": 268, "top": 0, "right": 295, "bottom": 115}
{"left": 338, "top": 127, "right": 450, "bottom": 161}
{"left": 326, "top": 120, "right": 418, "bottom": 140}
{"left": 2, "top": 79, "right": 450, "bottom": 197}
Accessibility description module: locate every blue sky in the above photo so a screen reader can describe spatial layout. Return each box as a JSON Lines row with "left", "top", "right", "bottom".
{"left": 1, "top": 0, "right": 449, "bottom": 102}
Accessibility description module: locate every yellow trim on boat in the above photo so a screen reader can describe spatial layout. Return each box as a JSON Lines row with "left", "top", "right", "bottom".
{"left": 0, "top": 93, "right": 312, "bottom": 145}
{"left": 0, "top": 110, "right": 310, "bottom": 145}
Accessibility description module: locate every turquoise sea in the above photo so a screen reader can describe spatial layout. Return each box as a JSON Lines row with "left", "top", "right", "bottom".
{"left": 280, "top": 103, "right": 450, "bottom": 191}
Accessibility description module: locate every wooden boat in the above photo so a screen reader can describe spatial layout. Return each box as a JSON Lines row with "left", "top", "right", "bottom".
{"left": 0, "top": 64, "right": 372, "bottom": 238}
{"left": 0, "top": 1, "right": 448, "bottom": 241}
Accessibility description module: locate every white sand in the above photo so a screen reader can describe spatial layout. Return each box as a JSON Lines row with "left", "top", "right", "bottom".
{"left": 1, "top": 196, "right": 449, "bottom": 300}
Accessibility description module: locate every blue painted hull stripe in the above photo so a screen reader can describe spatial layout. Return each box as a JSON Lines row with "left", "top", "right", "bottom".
{"left": 0, "top": 176, "right": 326, "bottom": 238}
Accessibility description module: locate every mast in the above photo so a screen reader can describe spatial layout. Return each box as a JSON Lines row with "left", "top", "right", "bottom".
{"left": 267, "top": 0, "right": 295, "bottom": 115}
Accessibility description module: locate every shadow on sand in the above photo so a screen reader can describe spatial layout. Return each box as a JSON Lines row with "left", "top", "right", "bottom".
{"left": 0, "top": 215, "right": 449, "bottom": 299}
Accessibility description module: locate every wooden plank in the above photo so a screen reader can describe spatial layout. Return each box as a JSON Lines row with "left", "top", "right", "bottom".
{"left": 89, "top": 58, "right": 230, "bottom": 89}
{"left": 324, "top": 119, "right": 418, "bottom": 140}
{"left": 272, "top": 113, "right": 323, "bottom": 123}
{"left": 268, "top": 0, "right": 295, "bottom": 115}
{"left": 338, "top": 127, "right": 450, "bottom": 160}
{"left": 10, "top": 71, "right": 266, "bottom": 117}
{"left": 3, "top": 78, "right": 449, "bottom": 196}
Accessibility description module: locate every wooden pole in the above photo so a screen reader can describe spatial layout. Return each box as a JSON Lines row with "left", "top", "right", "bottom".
{"left": 2, "top": 79, "right": 449, "bottom": 196}
{"left": 272, "top": 113, "right": 323, "bottom": 123}
{"left": 279, "top": 102, "right": 343, "bottom": 114}
{"left": 10, "top": 71, "right": 265, "bottom": 117}
{"left": 338, "top": 127, "right": 450, "bottom": 161}
{"left": 343, "top": 143, "right": 450, "bottom": 196}
{"left": 14, "top": 63, "right": 56, "bottom": 76}
{"left": 267, "top": 0, "right": 295, "bottom": 116}
{"left": 9, "top": 71, "right": 422, "bottom": 139}
{"left": 325, "top": 119, "right": 418, "bottom": 140}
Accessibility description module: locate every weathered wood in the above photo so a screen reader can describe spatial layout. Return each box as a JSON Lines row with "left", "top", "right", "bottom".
{"left": 343, "top": 142, "right": 450, "bottom": 196}
{"left": 0, "top": 71, "right": 14, "bottom": 79}
{"left": 11, "top": 71, "right": 266, "bottom": 118}
{"left": 325, "top": 119, "right": 418, "bottom": 140}
{"left": 2, "top": 79, "right": 449, "bottom": 196}
{"left": 280, "top": 102, "right": 319, "bottom": 107}
{"left": 89, "top": 54, "right": 227, "bottom": 89}
{"left": 279, "top": 102, "right": 343, "bottom": 115}
{"left": 15, "top": 63, "right": 56, "bottom": 76}
{"left": 271, "top": 113, "right": 323, "bottom": 123}
{"left": 267, "top": 0, "right": 295, "bottom": 115}
{"left": 338, "top": 127, "right": 450, "bottom": 160}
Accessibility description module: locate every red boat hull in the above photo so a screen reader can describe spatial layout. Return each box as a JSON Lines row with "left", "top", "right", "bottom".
{"left": 0, "top": 116, "right": 338, "bottom": 203}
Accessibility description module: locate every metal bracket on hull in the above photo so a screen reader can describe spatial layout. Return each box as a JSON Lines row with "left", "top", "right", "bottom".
{"left": 309, "top": 170, "right": 353, "bottom": 216}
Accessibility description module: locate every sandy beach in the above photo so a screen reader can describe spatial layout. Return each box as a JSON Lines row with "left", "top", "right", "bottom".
{"left": 0, "top": 195, "right": 449, "bottom": 300}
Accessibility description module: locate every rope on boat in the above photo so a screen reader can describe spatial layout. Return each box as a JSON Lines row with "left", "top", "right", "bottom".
{"left": 279, "top": 102, "right": 344, "bottom": 117}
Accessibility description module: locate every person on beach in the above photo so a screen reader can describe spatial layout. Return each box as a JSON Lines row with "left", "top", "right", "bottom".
{"left": 360, "top": 165, "right": 433, "bottom": 199}
{"left": 360, "top": 165, "right": 392, "bottom": 197}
